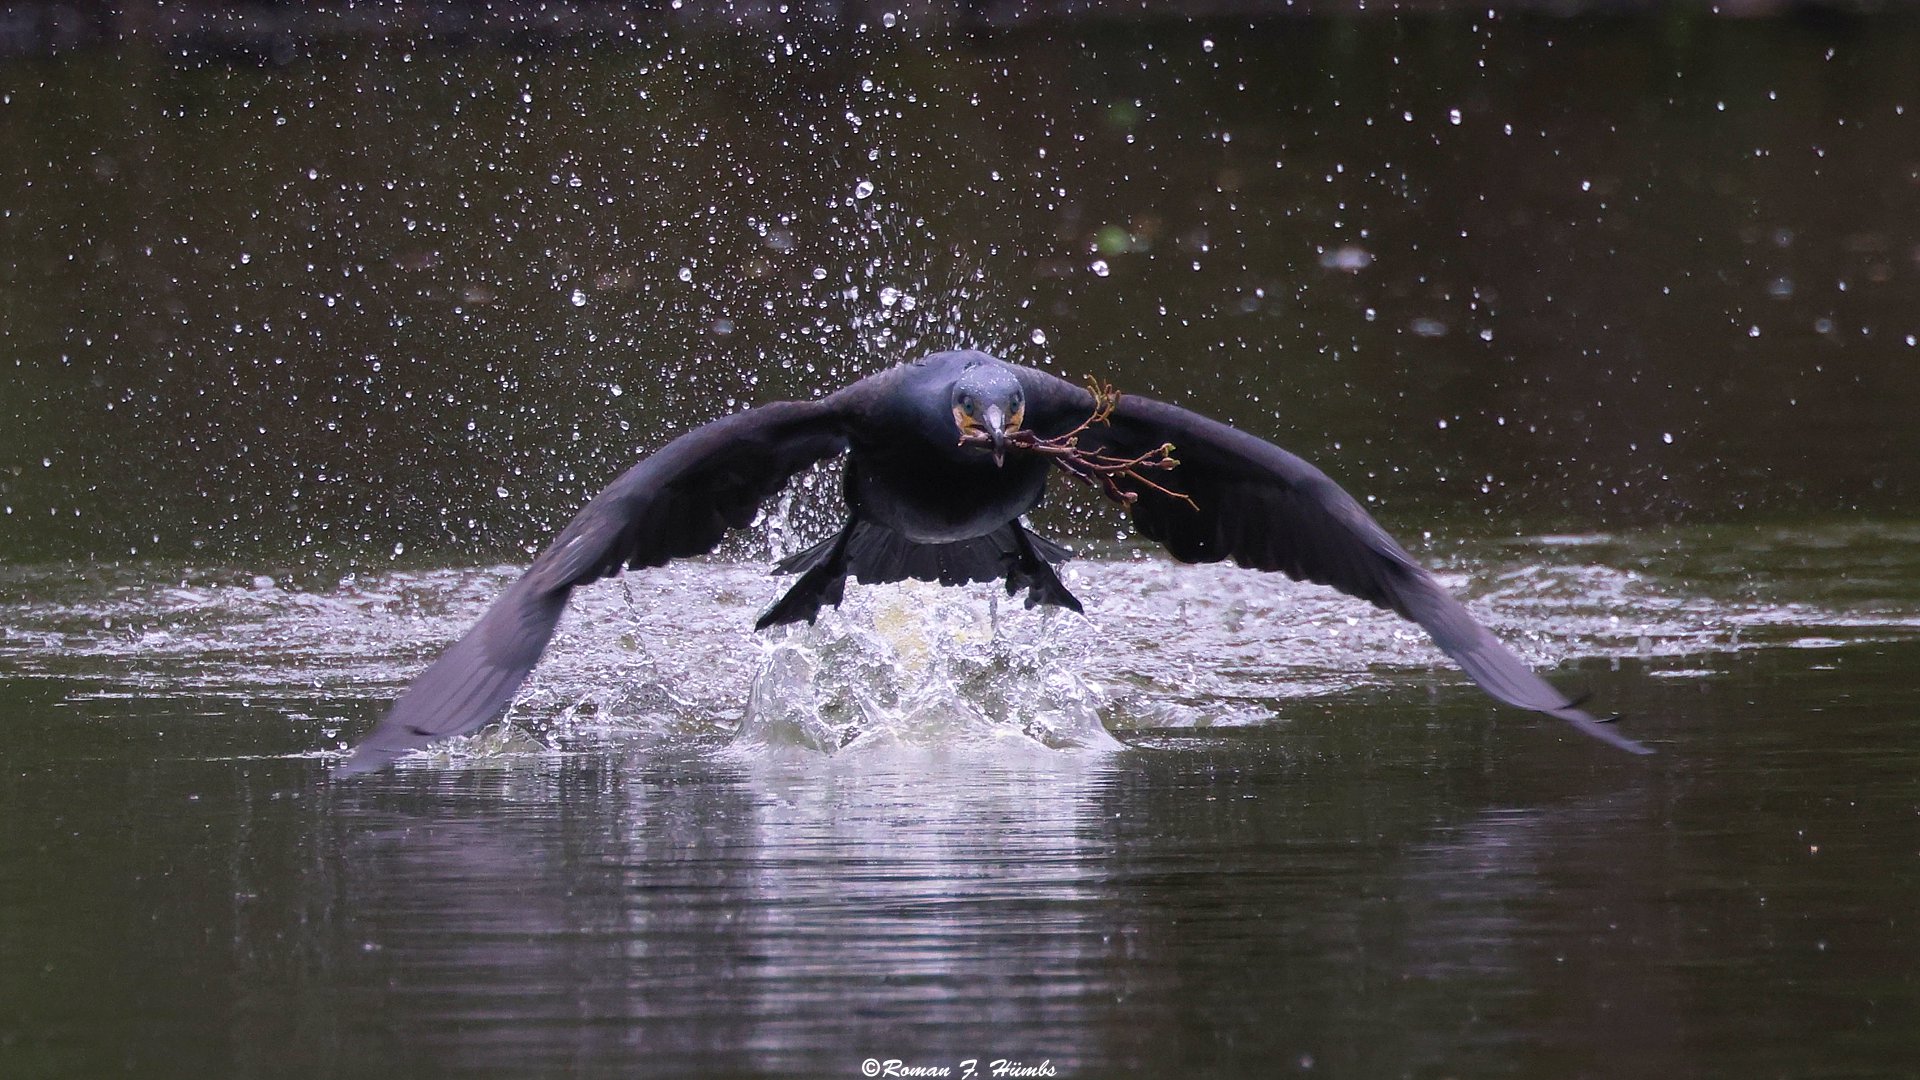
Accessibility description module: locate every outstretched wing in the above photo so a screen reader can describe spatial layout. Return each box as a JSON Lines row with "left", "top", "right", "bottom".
{"left": 1019, "top": 372, "right": 1649, "bottom": 755}
{"left": 338, "top": 400, "right": 848, "bottom": 774}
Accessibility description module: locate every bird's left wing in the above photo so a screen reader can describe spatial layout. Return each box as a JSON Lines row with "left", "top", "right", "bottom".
{"left": 337, "top": 400, "right": 848, "bottom": 774}
{"left": 1018, "top": 372, "right": 1649, "bottom": 755}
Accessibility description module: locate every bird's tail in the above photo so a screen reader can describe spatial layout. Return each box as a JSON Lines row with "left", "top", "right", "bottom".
{"left": 759, "top": 521, "right": 1080, "bottom": 629}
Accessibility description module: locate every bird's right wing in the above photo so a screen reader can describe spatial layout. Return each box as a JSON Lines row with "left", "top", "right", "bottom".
{"left": 1018, "top": 372, "right": 1649, "bottom": 755}
{"left": 338, "top": 400, "right": 848, "bottom": 774}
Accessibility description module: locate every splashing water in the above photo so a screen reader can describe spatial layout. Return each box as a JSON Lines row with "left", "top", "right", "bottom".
{"left": 3, "top": 522, "right": 1917, "bottom": 768}
{"left": 738, "top": 581, "right": 1121, "bottom": 755}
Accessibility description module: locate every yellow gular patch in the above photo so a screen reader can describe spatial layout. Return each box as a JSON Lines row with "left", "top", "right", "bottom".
{"left": 953, "top": 405, "right": 977, "bottom": 434}
{"left": 1008, "top": 404, "right": 1025, "bottom": 432}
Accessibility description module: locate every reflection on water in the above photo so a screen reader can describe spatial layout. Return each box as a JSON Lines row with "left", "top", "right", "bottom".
{"left": 0, "top": 523, "right": 1917, "bottom": 1075}
{"left": 331, "top": 749, "right": 1123, "bottom": 1075}
{"left": 1, "top": 526, "right": 1918, "bottom": 1074}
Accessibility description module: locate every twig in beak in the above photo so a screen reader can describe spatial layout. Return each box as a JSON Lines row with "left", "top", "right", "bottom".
{"left": 956, "top": 379, "right": 1197, "bottom": 510}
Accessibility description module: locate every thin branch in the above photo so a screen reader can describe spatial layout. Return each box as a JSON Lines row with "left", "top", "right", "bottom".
{"left": 957, "top": 377, "right": 1199, "bottom": 511}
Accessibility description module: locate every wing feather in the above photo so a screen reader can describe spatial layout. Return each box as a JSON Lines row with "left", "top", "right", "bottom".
{"left": 1018, "top": 377, "right": 1649, "bottom": 755}
{"left": 338, "top": 400, "right": 847, "bottom": 774}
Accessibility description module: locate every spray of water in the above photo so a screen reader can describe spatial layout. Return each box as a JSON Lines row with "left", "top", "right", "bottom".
{"left": 737, "top": 580, "right": 1121, "bottom": 755}
{"left": 5, "top": 523, "right": 1917, "bottom": 767}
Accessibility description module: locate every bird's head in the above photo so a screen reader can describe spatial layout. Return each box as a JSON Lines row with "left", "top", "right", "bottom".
{"left": 951, "top": 363, "right": 1026, "bottom": 467}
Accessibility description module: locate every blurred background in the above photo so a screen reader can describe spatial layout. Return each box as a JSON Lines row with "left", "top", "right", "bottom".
{"left": 1, "top": 1, "right": 1915, "bottom": 570}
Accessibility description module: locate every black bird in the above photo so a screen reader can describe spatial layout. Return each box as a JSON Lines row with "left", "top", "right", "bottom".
{"left": 339, "top": 349, "right": 1649, "bottom": 773}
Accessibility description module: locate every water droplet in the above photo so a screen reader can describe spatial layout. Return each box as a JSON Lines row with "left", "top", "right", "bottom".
{"left": 1449, "top": 108, "right": 1462, "bottom": 125}
{"left": 1318, "top": 245, "right": 1371, "bottom": 272}
{"left": 677, "top": 266, "right": 693, "bottom": 282}
{"left": 854, "top": 180, "right": 874, "bottom": 199}
{"left": 1090, "top": 259, "right": 1111, "bottom": 277}
{"left": 569, "top": 289, "right": 587, "bottom": 307}
{"left": 1029, "top": 329, "right": 1048, "bottom": 345}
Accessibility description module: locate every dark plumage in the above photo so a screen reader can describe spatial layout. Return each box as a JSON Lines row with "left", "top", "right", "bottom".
{"left": 338, "top": 349, "right": 1650, "bottom": 773}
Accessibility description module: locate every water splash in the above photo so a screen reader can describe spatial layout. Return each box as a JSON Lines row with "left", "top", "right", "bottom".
{"left": 4, "top": 522, "right": 1917, "bottom": 765}
{"left": 739, "top": 581, "right": 1121, "bottom": 754}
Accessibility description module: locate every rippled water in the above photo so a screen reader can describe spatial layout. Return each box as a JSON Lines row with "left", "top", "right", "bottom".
{"left": 4, "top": 524, "right": 1918, "bottom": 1074}
{"left": 5, "top": 14, "right": 1920, "bottom": 1080}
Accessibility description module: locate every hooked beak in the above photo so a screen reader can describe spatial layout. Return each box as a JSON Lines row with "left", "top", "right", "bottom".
{"left": 985, "top": 404, "right": 1008, "bottom": 467}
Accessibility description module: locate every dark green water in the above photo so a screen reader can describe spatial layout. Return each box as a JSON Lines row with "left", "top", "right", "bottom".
{"left": 3, "top": 17, "right": 1918, "bottom": 1079}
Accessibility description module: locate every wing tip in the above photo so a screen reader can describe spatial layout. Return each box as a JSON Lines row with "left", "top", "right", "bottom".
{"left": 332, "top": 743, "right": 404, "bottom": 777}
{"left": 1544, "top": 704, "right": 1656, "bottom": 755}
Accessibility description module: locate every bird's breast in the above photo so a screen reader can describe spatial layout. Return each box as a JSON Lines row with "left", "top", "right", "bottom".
{"left": 846, "top": 448, "right": 1050, "bottom": 544}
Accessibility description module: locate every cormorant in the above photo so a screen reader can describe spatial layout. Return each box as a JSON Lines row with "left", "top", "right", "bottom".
{"left": 338, "top": 349, "right": 1649, "bottom": 773}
